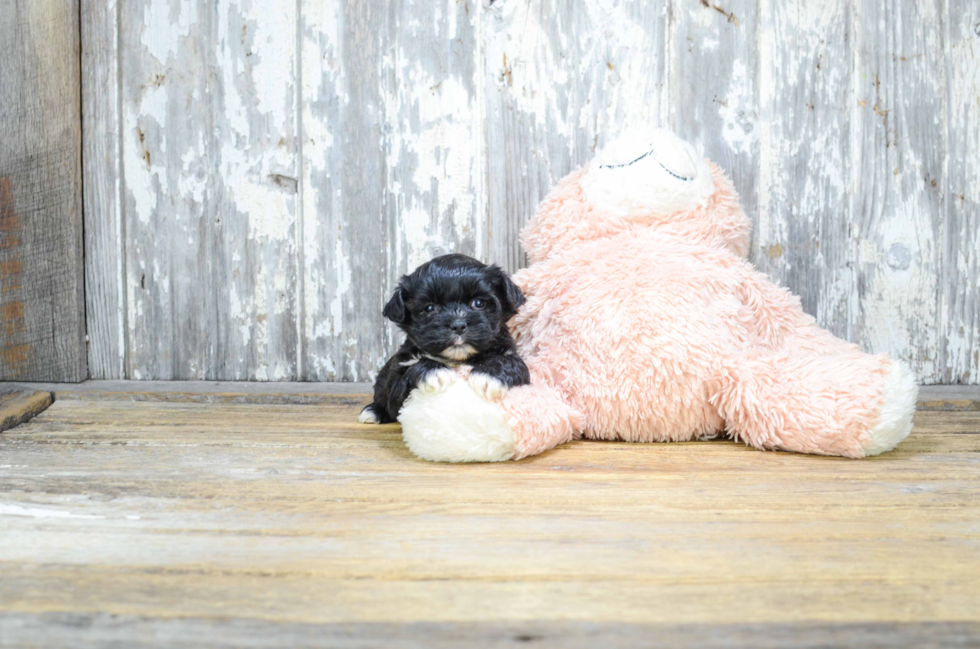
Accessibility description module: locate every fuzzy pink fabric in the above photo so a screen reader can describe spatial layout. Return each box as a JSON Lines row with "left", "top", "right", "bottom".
{"left": 498, "top": 163, "right": 903, "bottom": 459}
{"left": 502, "top": 380, "right": 584, "bottom": 460}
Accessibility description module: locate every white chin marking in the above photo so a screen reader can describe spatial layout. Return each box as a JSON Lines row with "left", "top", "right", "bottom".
{"left": 399, "top": 380, "right": 516, "bottom": 463}
{"left": 468, "top": 372, "right": 508, "bottom": 400}
{"left": 358, "top": 406, "right": 380, "bottom": 425}
{"left": 582, "top": 128, "right": 715, "bottom": 217}
{"left": 862, "top": 361, "right": 918, "bottom": 457}
{"left": 441, "top": 345, "right": 477, "bottom": 361}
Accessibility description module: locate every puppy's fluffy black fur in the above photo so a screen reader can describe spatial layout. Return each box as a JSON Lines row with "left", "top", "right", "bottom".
{"left": 360, "top": 254, "right": 530, "bottom": 424}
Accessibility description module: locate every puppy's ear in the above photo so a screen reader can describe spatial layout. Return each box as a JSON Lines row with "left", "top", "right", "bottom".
{"left": 489, "top": 265, "right": 526, "bottom": 316}
{"left": 382, "top": 287, "right": 407, "bottom": 324}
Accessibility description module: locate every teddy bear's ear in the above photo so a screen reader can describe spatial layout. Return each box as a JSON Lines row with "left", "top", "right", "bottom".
{"left": 488, "top": 265, "right": 525, "bottom": 317}
{"left": 382, "top": 286, "right": 408, "bottom": 324}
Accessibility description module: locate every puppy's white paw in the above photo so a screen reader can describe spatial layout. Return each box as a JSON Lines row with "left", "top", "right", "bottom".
{"left": 358, "top": 405, "right": 380, "bottom": 424}
{"left": 419, "top": 368, "right": 456, "bottom": 394}
{"left": 468, "top": 372, "right": 509, "bottom": 400}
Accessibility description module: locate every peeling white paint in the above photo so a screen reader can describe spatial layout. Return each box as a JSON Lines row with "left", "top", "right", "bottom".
{"left": 141, "top": 0, "right": 197, "bottom": 66}
{"left": 87, "top": 0, "right": 977, "bottom": 384}
{"left": 228, "top": 177, "right": 294, "bottom": 242}
{"left": 247, "top": 6, "right": 295, "bottom": 130}
{"left": 387, "top": 69, "right": 479, "bottom": 269}
{"left": 123, "top": 103, "right": 168, "bottom": 226}
{"left": 485, "top": 1, "right": 574, "bottom": 140}
{"left": 719, "top": 60, "right": 754, "bottom": 155}
{"left": 942, "top": 6, "right": 980, "bottom": 382}
{"left": 328, "top": 236, "right": 350, "bottom": 337}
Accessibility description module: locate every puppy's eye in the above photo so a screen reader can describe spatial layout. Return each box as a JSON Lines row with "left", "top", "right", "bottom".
{"left": 424, "top": 304, "right": 436, "bottom": 313}
{"left": 471, "top": 298, "right": 485, "bottom": 309}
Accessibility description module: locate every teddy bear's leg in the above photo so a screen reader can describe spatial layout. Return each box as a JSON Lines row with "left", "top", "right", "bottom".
{"left": 397, "top": 377, "right": 582, "bottom": 463}
{"left": 710, "top": 351, "right": 917, "bottom": 458}
{"left": 718, "top": 266, "right": 918, "bottom": 457}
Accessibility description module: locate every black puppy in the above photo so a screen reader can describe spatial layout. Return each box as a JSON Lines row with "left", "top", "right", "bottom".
{"left": 359, "top": 254, "right": 531, "bottom": 424}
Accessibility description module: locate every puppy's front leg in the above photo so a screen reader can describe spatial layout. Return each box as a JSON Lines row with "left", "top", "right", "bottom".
{"left": 387, "top": 358, "right": 456, "bottom": 419}
{"left": 469, "top": 353, "right": 531, "bottom": 400}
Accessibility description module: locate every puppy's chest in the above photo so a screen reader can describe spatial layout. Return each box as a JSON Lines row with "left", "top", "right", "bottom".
{"left": 400, "top": 353, "right": 473, "bottom": 374}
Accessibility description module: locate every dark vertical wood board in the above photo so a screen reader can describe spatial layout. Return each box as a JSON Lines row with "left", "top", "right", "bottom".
{"left": 483, "top": 0, "right": 668, "bottom": 273}
{"left": 82, "top": 0, "right": 125, "bottom": 380}
{"left": 852, "top": 0, "right": 947, "bottom": 382}
{"left": 943, "top": 1, "right": 980, "bottom": 383}
{"left": 0, "top": 0, "right": 86, "bottom": 382}
{"left": 752, "top": 0, "right": 856, "bottom": 340}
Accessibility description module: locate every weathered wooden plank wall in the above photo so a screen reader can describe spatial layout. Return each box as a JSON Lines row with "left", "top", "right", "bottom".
{"left": 82, "top": 0, "right": 979, "bottom": 383}
{"left": 0, "top": 0, "right": 86, "bottom": 382}
{"left": 945, "top": 0, "right": 980, "bottom": 384}
{"left": 754, "top": 0, "right": 851, "bottom": 344}
{"left": 484, "top": 1, "right": 668, "bottom": 271}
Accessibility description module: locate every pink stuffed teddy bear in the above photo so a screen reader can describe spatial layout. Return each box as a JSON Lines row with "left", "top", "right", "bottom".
{"left": 398, "top": 129, "right": 917, "bottom": 462}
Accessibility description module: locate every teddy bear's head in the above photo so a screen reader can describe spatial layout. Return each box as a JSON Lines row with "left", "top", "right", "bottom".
{"left": 581, "top": 129, "right": 716, "bottom": 218}
{"left": 520, "top": 129, "right": 751, "bottom": 264}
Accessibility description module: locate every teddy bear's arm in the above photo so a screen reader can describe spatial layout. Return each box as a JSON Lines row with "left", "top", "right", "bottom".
{"left": 735, "top": 266, "right": 855, "bottom": 354}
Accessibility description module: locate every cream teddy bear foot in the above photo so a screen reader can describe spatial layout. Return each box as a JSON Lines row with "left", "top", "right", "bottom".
{"left": 399, "top": 378, "right": 517, "bottom": 462}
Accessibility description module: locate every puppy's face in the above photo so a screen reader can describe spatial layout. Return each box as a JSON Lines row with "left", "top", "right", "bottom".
{"left": 383, "top": 255, "right": 525, "bottom": 362}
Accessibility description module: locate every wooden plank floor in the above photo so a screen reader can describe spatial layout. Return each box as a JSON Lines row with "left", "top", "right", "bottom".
{"left": 1, "top": 384, "right": 979, "bottom": 647}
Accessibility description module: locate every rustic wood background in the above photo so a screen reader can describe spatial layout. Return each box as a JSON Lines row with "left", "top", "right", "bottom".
{"left": 80, "top": 0, "right": 979, "bottom": 383}
{"left": 0, "top": 0, "right": 86, "bottom": 382}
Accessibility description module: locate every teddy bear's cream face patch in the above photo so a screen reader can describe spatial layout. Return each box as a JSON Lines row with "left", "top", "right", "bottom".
{"left": 582, "top": 128, "right": 716, "bottom": 219}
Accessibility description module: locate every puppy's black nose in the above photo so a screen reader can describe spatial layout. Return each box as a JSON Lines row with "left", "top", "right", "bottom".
{"left": 450, "top": 319, "right": 467, "bottom": 334}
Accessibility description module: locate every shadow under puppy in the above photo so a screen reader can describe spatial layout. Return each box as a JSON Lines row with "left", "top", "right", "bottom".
{"left": 359, "top": 254, "right": 531, "bottom": 424}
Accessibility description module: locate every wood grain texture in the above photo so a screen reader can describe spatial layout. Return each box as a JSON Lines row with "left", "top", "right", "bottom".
{"left": 81, "top": 0, "right": 126, "bottom": 380}
{"left": 0, "top": 0, "right": 86, "bottom": 382}
{"left": 379, "top": 0, "right": 486, "bottom": 383}
{"left": 754, "top": 0, "right": 855, "bottom": 341}
{"left": 81, "top": 1, "right": 978, "bottom": 383}
{"left": 0, "top": 396, "right": 978, "bottom": 641}
{"left": 113, "top": 0, "right": 303, "bottom": 380}
{"left": 19, "top": 379, "right": 376, "bottom": 405}
{"left": 211, "top": 0, "right": 301, "bottom": 381}
{"left": 299, "top": 0, "right": 392, "bottom": 381}
{"left": 484, "top": 0, "right": 668, "bottom": 272}
{"left": 0, "top": 386, "right": 52, "bottom": 432}
{"left": 383, "top": 0, "right": 485, "bottom": 270}
{"left": 12, "top": 379, "right": 980, "bottom": 408}
{"left": 1, "top": 616, "right": 978, "bottom": 649}
{"left": 117, "top": 0, "right": 215, "bottom": 379}
{"left": 670, "top": 0, "right": 757, "bottom": 247}
{"left": 299, "top": 0, "right": 485, "bottom": 381}
{"left": 853, "top": 0, "right": 947, "bottom": 381}
{"left": 943, "top": 0, "right": 980, "bottom": 383}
